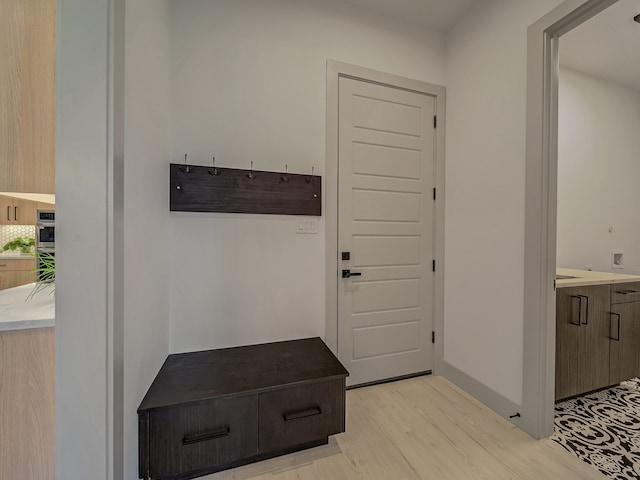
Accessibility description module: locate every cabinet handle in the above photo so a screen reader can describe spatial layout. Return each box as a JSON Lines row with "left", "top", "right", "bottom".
{"left": 616, "top": 289, "right": 640, "bottom": 295}
{"left": 610, "top": 313, "right": 621, "bottom": 341}
{"left": 182, "top": 428, "right": 229, "bottom": 446}
{"left": 14, "top": 206, "right": 18, "bottom": 222}
{"left": 579, "top": 294, "right": 589, "bottom": 326}
{"left": 570, "top": 295, "right": 582, "bottom": 326}
{"left": 6, "top": 206, "right": 10, "bottom": 222}
{"left": 283, "top": 407, "right": 322, "bottom": 422}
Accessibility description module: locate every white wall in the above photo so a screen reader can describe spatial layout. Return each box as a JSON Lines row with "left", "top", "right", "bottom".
{"left": 123, "top": 0, "right": 172, "bottom": 477}
{"left": 557, "top": 67, "right": 640, "bottom": 274}
{"left": 443, "top": 0, "right": 563, "bottom": 405}
{"left": 168, "top": 0, "right": 446, "bottom": 352}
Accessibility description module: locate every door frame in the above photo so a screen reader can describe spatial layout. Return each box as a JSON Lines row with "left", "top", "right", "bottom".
{"left": 523, "top": 0, "right": 618, "bottom": 438}
{"left": 325, "top": 60, "right": 446, "bottom": 374}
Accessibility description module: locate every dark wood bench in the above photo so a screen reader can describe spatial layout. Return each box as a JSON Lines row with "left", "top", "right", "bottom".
{"left": 138, "top": 337, "right": 349, "bottom": 480}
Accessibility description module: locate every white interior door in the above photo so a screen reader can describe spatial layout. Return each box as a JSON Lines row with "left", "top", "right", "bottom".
{"left": 337, "top": 76, "right": 436, "bottom": 387}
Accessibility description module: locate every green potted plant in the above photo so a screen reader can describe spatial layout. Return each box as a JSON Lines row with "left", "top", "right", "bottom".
{"left": 28, "top": 252, "right": 55, "bottom": 300}
{"left": 2, "top": 237, "right": 35, "bottom": 255}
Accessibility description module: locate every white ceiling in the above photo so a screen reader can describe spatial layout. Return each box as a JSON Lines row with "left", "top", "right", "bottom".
{"left": 341, "top": 0, "right": 479, "bottom": 32}
{"left": 560, "top": 0, "right": 640, "bottom": 91}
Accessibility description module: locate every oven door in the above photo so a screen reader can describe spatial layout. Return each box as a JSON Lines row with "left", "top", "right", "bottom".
{"left": 37, "top": 223, "right": 55, "bottom": 249}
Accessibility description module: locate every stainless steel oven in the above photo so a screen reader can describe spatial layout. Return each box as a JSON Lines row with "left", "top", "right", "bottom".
{"left": 36, "top": 210, "right": 55, "bottom": 250}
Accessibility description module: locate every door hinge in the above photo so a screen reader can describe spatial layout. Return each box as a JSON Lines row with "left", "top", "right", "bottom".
{"left": 433, "top": 187, "right": 436, "bottom": 200}
{"left": 433, "top": 115, "right": 437, "bottom": 129}
{"left": 432, "top": 260, "right": 436, "bottom": 272}
{"left": 432, "top": 331, "right": 435, "bottom": 344}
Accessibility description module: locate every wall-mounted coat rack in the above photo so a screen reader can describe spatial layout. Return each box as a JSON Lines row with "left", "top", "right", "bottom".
{"left": 170, "top": 162, "right": 321, "bottom": 216}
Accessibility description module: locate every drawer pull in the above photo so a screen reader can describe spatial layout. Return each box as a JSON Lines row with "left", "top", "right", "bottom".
{"left": 283, "top": 407, "right": 322, "bottom": 422}
{"left": 182, "top": 428, "right": 229, "bottom": 446}
{"left": 616, "top": 289, "right": 640, "bottom": 295}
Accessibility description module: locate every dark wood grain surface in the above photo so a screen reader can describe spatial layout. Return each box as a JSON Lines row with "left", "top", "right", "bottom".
{"left": 610, "top": 301, "right": 640, "bottom": 384}
{"left": 555, "top": 285, "right": 611, "bottom": 401}
{"left": 611, "top": 281, "right": 640, "bottom": 305}
{"left": 556, "top": 286, "right": 582, "bottom": 400}
{"left": 576, "top": 284, "right": 610, "bottom": 395}
{"left": 258, "top": 379, "right": 344, "bottom": 453}
{"left": 169, "top": 164, "right": 322, "bottom": 216}
{"left": 148, "top": 395, "right": 258, "bottom": 479}
{"left": 138, "top": 337, "right": 349, "bottom": 412}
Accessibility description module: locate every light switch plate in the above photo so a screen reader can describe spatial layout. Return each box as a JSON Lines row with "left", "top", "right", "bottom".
{"left": 296, "top": 219, "right": 318, "bottom": 234}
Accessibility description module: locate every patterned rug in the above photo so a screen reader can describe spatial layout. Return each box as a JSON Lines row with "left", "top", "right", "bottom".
{"left": 553, "top": 379, "right": 640, "bottom": 479}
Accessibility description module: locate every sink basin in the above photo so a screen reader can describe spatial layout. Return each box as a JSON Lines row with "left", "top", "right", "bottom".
{"left": 556, "top": 274, "right": 577, "bottom": 280}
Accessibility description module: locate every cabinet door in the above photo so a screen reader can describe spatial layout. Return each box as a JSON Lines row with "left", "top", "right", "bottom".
{"left": 610, "top": 302, "right": 640, "bottom": 385}
{"left": 0, "top": 0, "right": 56, "bottom": 194}
{"left": 577, "top": 284, "right": 610, "bottom": 394}
{"left": 556, "top": 287, "right": 581, "bottom": 400}
{"left": 0, "top": 195, "right": 13, "bottom": 225}
{"left": 0, "top": 271, "right": 13, "bottom": 290}
{"left": 555, "top": 284, "right": 610, "bottom": 400}
{"left": 13, "top": 198, "right": 37, "bottom": 225}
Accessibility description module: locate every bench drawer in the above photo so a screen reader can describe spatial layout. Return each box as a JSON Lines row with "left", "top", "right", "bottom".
{"left": 148, "top": 396, "right": 257, "bottom": 479}
{"left": 258, "top": 379, "right": 344, "bottom": 453}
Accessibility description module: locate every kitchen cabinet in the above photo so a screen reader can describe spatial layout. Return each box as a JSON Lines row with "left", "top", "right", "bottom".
{"left": 0, "top": 195, "right": 37, "bottom": 225}
{"left": 138, "top": 337, "right": 348, "bottom": 480}
{"left": 0, "top": 258, "right": 37, "bottom": 290}
{"left": 0, "top": 0, "right": 56, "bottom": 194}
{"left": 555, "top": 284, "right": 611, "bottom": 401}
{"left": 0, "top": 327, "right": 54, "bottom": 480}
{"left": 610, "top": 282, "right": 640, "bottom": 385}
{"left": 37, "top": 201, "right": 56, "bottom": 212}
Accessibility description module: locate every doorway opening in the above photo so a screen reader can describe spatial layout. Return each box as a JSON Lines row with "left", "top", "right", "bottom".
{"left": 523, "top": 0, "right": 625, "bottom": 440}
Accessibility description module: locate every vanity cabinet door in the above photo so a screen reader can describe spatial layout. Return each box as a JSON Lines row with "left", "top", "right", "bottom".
{"left": 609, "top": 302, "right": 640, "bottom": 385}
{"left": 555, "top": 284, "right": 610, "bottom": 401}
{"left": 576, "top": 285, "right": 611, "bottom": 395}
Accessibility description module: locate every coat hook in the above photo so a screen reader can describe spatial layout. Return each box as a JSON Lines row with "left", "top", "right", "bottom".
{"left": 247, "top": 161, "right": 256, "bottom": 179}
{"left": 208, "top": 155, "right": 220, "bottom": 176}
{"left": 306, "top": 166, "right": 315, "bottom": 184}
{"left": 180, "top": 153, "right": 191, "bottom": 173}
{"left": 281, "top": 164, "right": 290, "bottom": 182}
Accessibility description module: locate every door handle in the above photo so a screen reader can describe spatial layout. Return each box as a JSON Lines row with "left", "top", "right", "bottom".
{"left": 570, "top": 295, "right": 582, "bottom": 326}
{"left": 610, "top": 313, "right": 621, "bottom": 341}
{"left": 342, "top": 269, "right": 362, "bottom": 279}
{"left": 579, "top": 294, "right": 589, "bottom": 326}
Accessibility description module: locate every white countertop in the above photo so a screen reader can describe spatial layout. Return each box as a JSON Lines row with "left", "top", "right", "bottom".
{"left": 0, "top": 253, "right": 37, "bottom": 260}
{"left": 556, "top": 268, "right": 640, "bottom": 288}
{"left": 0, "top": 283, "right": 55, "bottom": 331}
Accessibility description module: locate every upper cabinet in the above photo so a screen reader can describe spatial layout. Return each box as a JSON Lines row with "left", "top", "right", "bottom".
{"left": 0, "top": 195, "right": 38, "bottom": 226}
{"left": 0, "top": 0, "right": 56, "bottom": 194}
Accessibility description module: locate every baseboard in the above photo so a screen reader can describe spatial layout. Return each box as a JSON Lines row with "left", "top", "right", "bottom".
{"left": 440, "top": 361, "right": 523, "bottom": 427}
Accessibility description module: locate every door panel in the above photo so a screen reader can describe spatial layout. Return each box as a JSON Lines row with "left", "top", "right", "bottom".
{"left": 352, "top": 236, "right": 421, "bottom": 266}
{"left": 338, "top": 77, "right": 435, "bottom": 386}
{"left": 353, "top": 322, "right": 421, "bottom": 359}
{"left": 352, "top": 143, "right": 421, "bottom": 179}
{"left": 352, "top": 94, "right": 423, "bottom": 136}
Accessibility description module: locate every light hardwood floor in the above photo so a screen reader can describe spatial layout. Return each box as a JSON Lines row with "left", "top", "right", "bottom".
{"left": 203, "top": 375, "right": 604, "bottom": 480}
